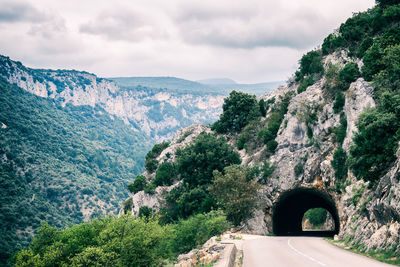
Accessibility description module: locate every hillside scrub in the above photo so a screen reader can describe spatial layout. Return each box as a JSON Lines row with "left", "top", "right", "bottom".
{"left": 13, "top": 211, "right": 229, "bottom": 267}
{"left": 145, "top": 142, "right": 169, "bottom": 173}
{"left": 212, "top": 91, "right": 260, "bottom": 133}
{"left": 161, "top": 133, "right": 241, "bottom": 222}
{"left": 210, "top": 165, "right": 261, "bottom": 226}
{"left": 319, "top": 1, "right": 400, "bottom": 185}
{"left": 0, "top": 78, "right": 151, "bottom": 265}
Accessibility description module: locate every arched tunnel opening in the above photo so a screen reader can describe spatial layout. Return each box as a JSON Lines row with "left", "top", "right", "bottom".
{"left": 272, "top": 188, "right": 340, "bottom": 237}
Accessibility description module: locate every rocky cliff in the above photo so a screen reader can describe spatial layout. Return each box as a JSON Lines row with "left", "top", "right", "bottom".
{"left": 0, "top": 55, "right": 224, "bottom": 141}
{"left": 124, "top": 49, "right": 400, "bottom": 254}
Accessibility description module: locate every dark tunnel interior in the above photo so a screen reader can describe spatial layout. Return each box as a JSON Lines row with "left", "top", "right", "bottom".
{"left": 272, "top": 188, "right": 340, "bottom": 237}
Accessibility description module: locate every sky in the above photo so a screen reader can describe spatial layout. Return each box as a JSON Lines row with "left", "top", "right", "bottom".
{"left": 0, "top": 0, "right": 375, "bottom": 83}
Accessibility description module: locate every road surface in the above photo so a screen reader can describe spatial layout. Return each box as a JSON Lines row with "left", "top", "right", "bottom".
{"left": 243, "top": 236, "right": 392, "bottom": 267}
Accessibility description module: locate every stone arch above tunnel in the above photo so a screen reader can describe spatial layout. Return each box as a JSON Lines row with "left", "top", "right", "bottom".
{"left": 272, "top": 187, "right": 340, "bottom": 236}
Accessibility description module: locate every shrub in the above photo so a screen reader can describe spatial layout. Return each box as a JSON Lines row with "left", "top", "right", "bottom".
{"left": 145, "top": 142, "right": 169, "bottom": 173}
{"left": 339, "top": 62, "right": 360, "bottom": 86}
{"left": 145, "top": 158, "right": 158, "bottom": 173}
{"left": 123, "top": 198, "right": 133, "bottom": 214}
{"left": 177, "top": 133, "right": 241, "bottom": 187}
{"left": 333, "top": 112, "right": 348, "bottom": 144}
{"left": 153, "top": 162, "right": 177, "bottom": 186}
{"left": 298, "top": 51, "right": 324, "bottom": 78}
{"left": 259, "top": 99, "right": 267, "bottom": 117}
{"left": 210, "top": 165, "right": 260, "bottom": 226}
{"left": 322, "top": 33, "right": 346, "bottom": 55}
{"left": 333, "top": 91, "right": 346, "bottom": 113}
{"left": 294, "top": 163, "right": 304, "bottom": 177}
{"left": 297, "top": 76, "right": 314, "bottom": 94}
{"left": 139, "top": 206, "right": 153, "bottom": 218}
{"left": 127, "top": 175, "right": 147, "bottom": 194}
{"left": 212, "top": 91, "right": 261, "bottom": 133}
{"left": 144, "top": 183, "right": 156, "bottom": 195}
{"left": 171, "top": 211, "right": 229, "bottom": 254}
{"left": 331, "top": 147, "right": 348, "bottom": 181}
{"left": 303, "top": 208, "right": 327, "bottom": 226}
{"left": 349, "top": 105, "right": 399, "bottom": 185}
{"left": 259, "top": 161, "right": 276, "bottom": 184}
{"left": 267, "top": 140, "right": 278, "bottom": 153}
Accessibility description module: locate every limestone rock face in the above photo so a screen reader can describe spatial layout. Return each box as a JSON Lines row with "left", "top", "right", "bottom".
{"left": 0, "top": 56, "right": 223, "bottom": 141}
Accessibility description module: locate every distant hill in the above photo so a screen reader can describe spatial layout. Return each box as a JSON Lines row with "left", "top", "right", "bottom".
{"left": 109, "top": 77, "right": 210, "bottom": 92}
{"left": 110, "top": 76, "right": 283, "bottom": 96}
{"left": 197, "top": 78, "right": 237, "bottom": 84}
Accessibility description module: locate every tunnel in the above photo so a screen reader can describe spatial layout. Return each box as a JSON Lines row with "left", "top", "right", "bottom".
{"left": 272, "top": 188, "right": 340, "bottom": 237}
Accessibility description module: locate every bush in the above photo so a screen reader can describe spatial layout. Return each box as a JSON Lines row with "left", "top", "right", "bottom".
{"left": 298, "top": 51, "right": 324, "bottom": 77}
{"left": 171, "top": 211, "right": 229, "bottom": 254}
{"left": 339, "top": 62, "right": 360, "bottom": 86}
{"left": 333, "top": 112, "right": 348, "bottom": 144}
{"left": 349, "top": 104, "right": 399, "bottom": 185}
{"left": 139, "top": 206, "right": 153, "bottom": 218}
{"left": 294, "top": 163, "right": 304, "bottom": 177}
{"left": 153, "top": 162, "right": 177, "bottom": 186}
{"left": 177, "top": 133, "right": 241, "bottom": 187}
{"left": 333, "top": 91, "right": 346, "bottom": 113}
{"left": 145, "top": 142, "right": 169, "bottom": 173}
{"left": 212, "top": 91, "right": 261, "bottom": 133}
{"left": 259, "top": 161, "right": 276, "bottom": 184}
{"left": 144, "top": 183, "right": 156, "bottom": 195}
{"left": 127, "top": 175, "right": 147, "bottom": 194}
{"left": 259, "top": 99, "right": 267, "bottom": 117}
{"left": 210, "top": 165, "right": 260, "bottom": 226}
{"left": 303, "top": 208, "right": 327, "bottom": 225}
{"left": 267, "top": 140, "right": 278, "bottom": 153}
{"left": 145, "top": 158, "right": 158, "bottom": 173}
{"left": 297, "top": 76, "right": 314, "bottom": 94}
{"left": 331, "top": 148, "right": 348, "bottom": 182}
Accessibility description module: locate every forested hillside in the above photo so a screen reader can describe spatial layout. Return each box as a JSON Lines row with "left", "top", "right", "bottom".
{"left": 0, "top": 78, "right": 152, "bottom": 265}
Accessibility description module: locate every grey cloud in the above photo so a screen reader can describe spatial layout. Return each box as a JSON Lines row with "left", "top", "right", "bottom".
{"left": 0, "top": 1, "right": 47, "bottom": 23}
{"left": 79, "top": 8, "right": 168, "bottom": 42}
{"left": 175, "top": 3, "right": 332, "bottom": 49}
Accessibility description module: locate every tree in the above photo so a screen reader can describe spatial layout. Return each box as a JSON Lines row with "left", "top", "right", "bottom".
{"left": 259, "top": 99, "right": 267, "bottom": 117}
{"left": 127, "top": 175, "right": 147, "bottom": 194}
{"left": 331, "top": 148, "right": 348, "bottom": 181}
{"left": 153, "top": 162, "right": 177, "bottom": 186}
{"left": 210, "top": 165, "right": 260, "bottom": 226}
{"left": 176, "top": 133, "right": 241, "bottom": 187}
{"left": 212, "top": 91, "right": 260, "bottom": 133}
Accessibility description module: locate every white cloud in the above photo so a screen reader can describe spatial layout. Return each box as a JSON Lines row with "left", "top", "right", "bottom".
{"left": 0, "top": 0, "right": 375, "bottom": 83}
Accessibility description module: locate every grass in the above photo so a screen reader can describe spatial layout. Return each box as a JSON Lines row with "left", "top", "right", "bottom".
{"left": 325, "top": 238, "right": 400, "bottom": 266}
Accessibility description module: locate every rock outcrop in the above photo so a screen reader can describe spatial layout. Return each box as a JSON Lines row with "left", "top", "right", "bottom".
{"left": 124, "top": 50, "right": 400, "bottom": 253}
{"left": 0, "top": 55, "right": 223, "bottom": 141}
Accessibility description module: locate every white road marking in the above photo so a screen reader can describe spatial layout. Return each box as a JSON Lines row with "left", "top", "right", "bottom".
{"left": 288, "top": 238, "right": 327, "bottom": 266}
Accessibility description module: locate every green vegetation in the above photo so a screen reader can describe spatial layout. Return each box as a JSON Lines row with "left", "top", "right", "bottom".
{"left": 333, "top": 91, "right": 345, "bottom": 113}
{"left": 319, "top": 1, "right": 400, "bottom": 186}
{"left": 162, "top": 133, "right": 241, "bottom": 222}
{"left": 13, "top": 211, "right": 229, "bottom": 267}
{"left": 0, "top": 78, "right": 151, "bottom": 265}
{"left": 258, "top": 93, "right": 292, "bottom": 154}
{"left": 259, "top": 161, "right": 276, "bottom": 184}
{"left": 145, "top": 142, "right": 169, "bottom": 173}
{"left": 328, "top": 237, "right": 400, "bottom": 266}
{"left": 295, "top": 50, "right": 324, "bottom": 93}
{"left": 212, "top": 91, "right": 260, "bottom": 133}
{"left": 331, "top": 148, "right": 348, "bottom": 182}
{"left": 154, "top": 162, "right": 177, "bottom": 186}
{"left": 128, "top": 175, "right": 148, "bottom": 194}
{"left": 210, "top": 165, "right": 261, "bottom": 226}
{"left": 294, "top": 163, "right": 304, "bottom": 177}
{"left": 303, "top": 208, "right": 327, "bottom": 226}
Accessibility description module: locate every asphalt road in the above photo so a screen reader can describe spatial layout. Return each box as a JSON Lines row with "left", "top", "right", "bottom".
{"left": 243, "top": 236, "right": 392, "bottom": 267}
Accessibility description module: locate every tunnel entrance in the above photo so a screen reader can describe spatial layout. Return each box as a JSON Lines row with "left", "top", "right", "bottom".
{"left": 272, "top": 188, "right": 339, "bottom": 237}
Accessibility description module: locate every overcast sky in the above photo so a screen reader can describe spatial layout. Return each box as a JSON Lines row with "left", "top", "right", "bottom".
{"left": 0, "top": 0, "right": 375, "bottom": 83}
